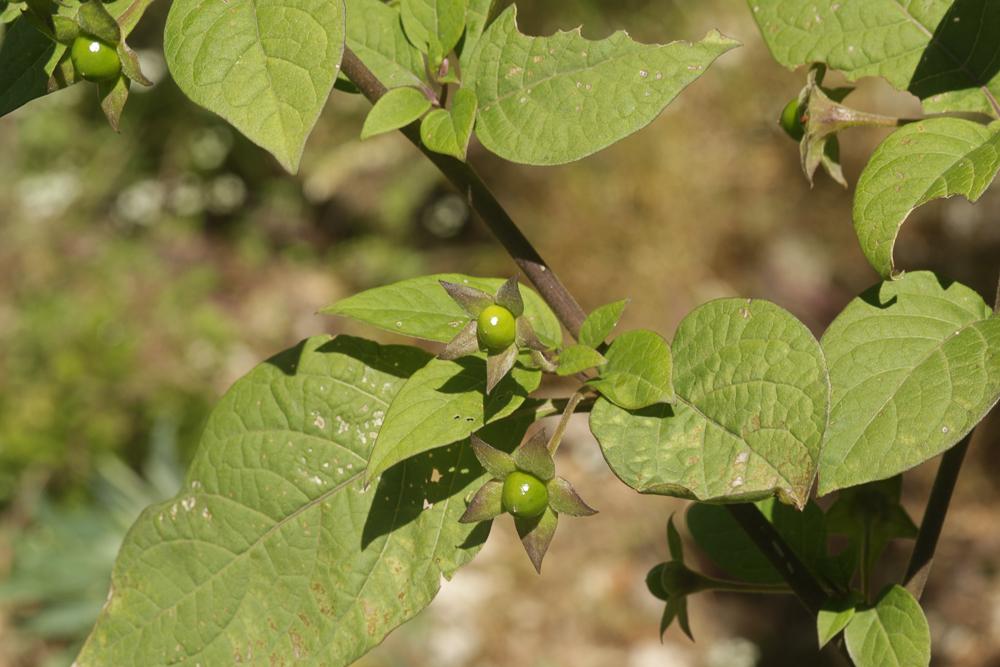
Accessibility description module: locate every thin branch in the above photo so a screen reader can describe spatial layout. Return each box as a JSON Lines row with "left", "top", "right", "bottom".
{"left": 340, "top": 45, "right": 830, "bottom": 615}
{"left": 546, "top": 389, "right": 588, "bottom": 455}
{"left": 340, "top": 48, "right": 586, "bottom": 339}
{"left": 725, "top": 504, "right": 828, "bottom": 614}
{"left": 903, "top": 432, "right": 972, "bottom": 598}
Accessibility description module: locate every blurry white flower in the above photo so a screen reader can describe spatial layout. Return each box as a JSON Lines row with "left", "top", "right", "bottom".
{"left": 16, "top": 171, "right": 81, "bottom": 220}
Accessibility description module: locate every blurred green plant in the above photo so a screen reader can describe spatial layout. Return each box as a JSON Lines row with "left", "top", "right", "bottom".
{"left": 0, "top": 422, "right": 183, "bottom": 667}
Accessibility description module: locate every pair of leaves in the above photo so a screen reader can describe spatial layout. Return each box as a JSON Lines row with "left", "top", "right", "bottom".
{"left": 840, "top": 585, "right": 930, "bottom": 667}
{"left": 361, "top": 66, "right": 477, "bottom": 160}
{"left": 556, "top": 299, "right": 674, "bottom": 411}
{"left": 591, "top": 298, "right": 829, "bottom": 507}
{"left": 77, "top": 335, "right": 504, "bottom": 666}
{"left": 555, "top": 299, "right": 628, "bottom": 376}
{"left": 748, "top": 0, "right": 1000, "bottom": 118}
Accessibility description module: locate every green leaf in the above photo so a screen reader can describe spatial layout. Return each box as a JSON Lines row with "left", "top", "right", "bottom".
{"left": 361, "top": 86, "right": 431, "bottom": 139}
{"left": 818, "top": 271, "right": 1000, "bottom": 494}
{"left": 77, "top": 336, "right": 491, "bottom": 666}
{"left": 322, "top": 273, "right": 563, "bottom": 348}
{"left": 591, "top": 299, "right": 829, "bottom": 507}
{"left": 853, "top": 118, "right": 1000, "bottom": 278}
{"left": 400, "top": 0, "right": 467, "bottom": 60}
{"left": 463, "top": 6, "right": 739, "bottom": 165}
{"left": 459, "top": 0, "right": 493, "bottom": 63}
{"left": 748, "top": 0, "right": 1000, "bottom": 118}
{"left": 420, "top": 87, "right": 477, "bottom": 159}
{"left": 818, "top": 594, "right": 861, "bottom": 649}
{"left": 346, "top": 0, "right": 431, "bottom": 90}
{"left": 0, "top": 18, "right": 57, "bottom": 117}
{"left": 588, "top": 329, "right": 673, "bottom": 410}
{"left": 844, "top": 585, "right": 930, "bottom": 667}
{"left": 1, "top": 2, "right": 26, "bottom": 24}
{"left": 556, "top": 343, "right": 606, "bottom": 376}
{"left": 686, "top": 498, "right": 827, "bottom": 585}
{"left": 364, "top": 355, "right": 541, "bottom": 482}
{"left": 579, "top": 299, "right": 628, "bottom": 348}
{"left": 163, "top": 0, "right": 346, "bottom": 172}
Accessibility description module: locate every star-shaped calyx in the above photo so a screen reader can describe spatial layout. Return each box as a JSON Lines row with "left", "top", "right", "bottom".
{"left": 647, "top": 515, "right": 702, "bottom": 640}
{"left": 459, "top": 430, "right": 596, "bottom": 572}
{"left": 439, "top": 277, "right": 553, "bottom": 393}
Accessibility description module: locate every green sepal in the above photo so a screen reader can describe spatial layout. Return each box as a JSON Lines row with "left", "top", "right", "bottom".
{"left": 469, "top": 434, "right": 515, "bottom": 479}
{"left": 546, "top": 476, "right": 596, "bottom": 516}
{"left": 495, "top": 276, "right": 524, "bottom": 317}
{"left": 512, "top": 430, "right": 554, "bottom": 481}
{"left": 77, "top": 0, "right": 120, "bottom": 45}
{"left": 439, "top": 279, "right": 493, "bottom": 316}
{"left": 98, "top": 74, "right": 129, "bottom": 131}
{"left": 459, "top": 479, "right": 504, "bottom": 523}
{"left": 515, "top": 506, "right": 558, "bottom": 573}
{"left": 485, "top": 343, "right": 518, "bottom": 393}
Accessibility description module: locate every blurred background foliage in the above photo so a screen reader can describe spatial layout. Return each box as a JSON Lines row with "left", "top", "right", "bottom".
{"left": 2, "top": 1, "right": 1000, "bottom": 666}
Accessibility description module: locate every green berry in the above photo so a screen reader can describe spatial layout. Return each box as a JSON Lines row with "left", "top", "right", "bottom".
{"left": 71, "top": 36, "right": 121, "bottom": 82}
{"left": 779, "top": 98, "right": 806, "bottom": 141}
{"left": 502, "top": 471, "right": 548, "bottom": 518}
{"left": 477, "top": 304, "right": 516, "bottom": 352}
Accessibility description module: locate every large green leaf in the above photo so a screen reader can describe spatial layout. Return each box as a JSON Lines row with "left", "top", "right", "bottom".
{"left": 686, "top": 498, "right": 827, "bottom": 585}
{"left": 844, "top": 585, "right": 930, "bottom": 667}
{"left": 748, "top": 0, "right": 1000, "bottom": 118}
{"left": 818, "top": 272, "right": 1000, "bottom": 494}
{"left": 853, "top": 118, "right": 1000, "bottom": 278}
{"left": 323, "top": 273, "right": 563, "bottom": 348}
{"left": 365, "top": 355, "right": 541, "bottom": 482}
{"left": 77, "top": 336, "right": 492, "bottom": 666}
{"left": 346, "top": 0, "right": 431, "bottom": 90}
{"left": 164, "top": 0, "right": 346, "bottom": 172}
{"left": 590, "top": 299, "right": 829, "bottom": 507}
{"left": 463, "top": 6, "right": 739, "bottom": 165}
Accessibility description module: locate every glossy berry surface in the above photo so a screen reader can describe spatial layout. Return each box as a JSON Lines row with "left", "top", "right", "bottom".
{"left": 779, "top": 98, "right": 805, "bottom": 141}
{"left": 477, "top": 304, "right": 516, "bottom": 352}
{"left": 71, "top": 36, "right": 121, "bottom": 82}
{"left": 501, "top": 471, "right": 548, "bottom": 518}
